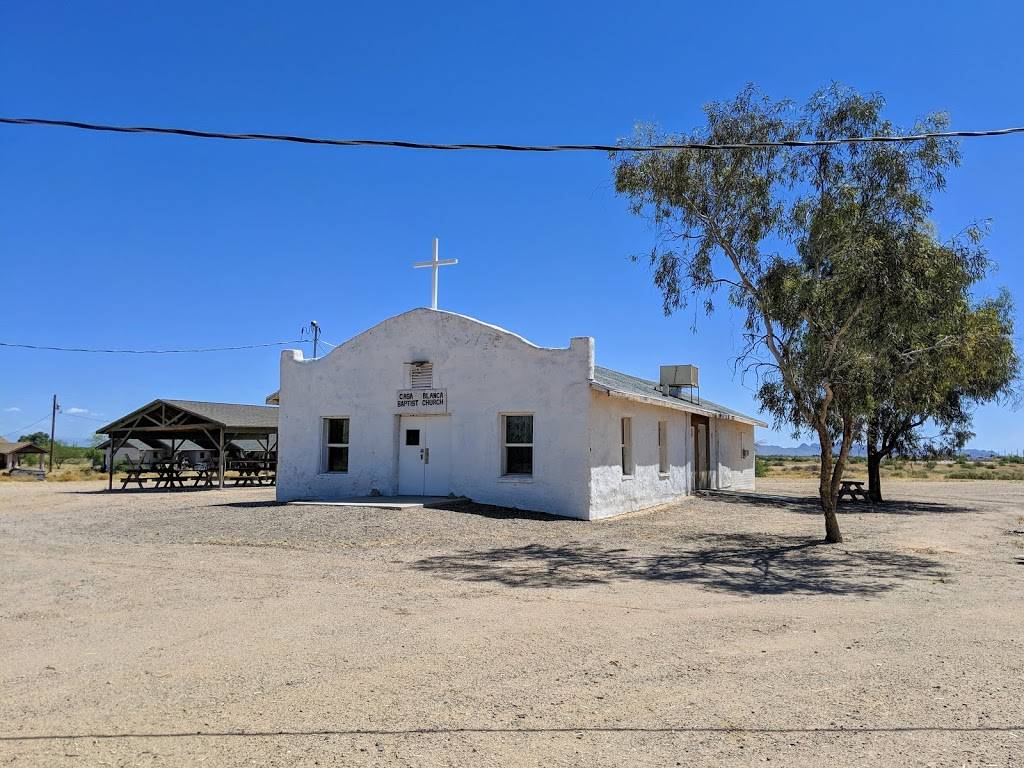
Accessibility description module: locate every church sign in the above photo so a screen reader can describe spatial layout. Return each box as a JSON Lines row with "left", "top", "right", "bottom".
{"left": 396, "top": 389, "right": 447, "bottom": 414}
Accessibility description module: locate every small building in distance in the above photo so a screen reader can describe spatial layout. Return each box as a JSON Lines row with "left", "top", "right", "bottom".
{"left": 0, "top": 439, "right": 48, "bottom": 474}
{"left": 275, "top": 308, "right": 765, "bottom": 520}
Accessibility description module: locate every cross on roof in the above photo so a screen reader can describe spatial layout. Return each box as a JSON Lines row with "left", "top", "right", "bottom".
{"left": 413, "top": 237, "right": 458, "bottom": 310}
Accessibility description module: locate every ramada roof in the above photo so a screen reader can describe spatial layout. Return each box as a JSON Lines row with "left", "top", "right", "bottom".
{"left": 158, "top": 400, "right": 278, "bottom": 429}
{"left": 0, "top": 440, "right": 47, "bottom": 456}
{"left": 97, "top": 399, "right": 278, "bottom": 434}
{"left": 592, "top": 366, "right": 767, "bottom": 427}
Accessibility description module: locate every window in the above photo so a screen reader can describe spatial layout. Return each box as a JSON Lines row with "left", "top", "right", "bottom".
{"left": 621, "top": 417, "right": 633, "bottom": 476}
{"left": 405, "top": 428, "right": 420, "bottom": 446}
{"left": 502, "top": 414, "right": 533, "bottom": 476}
{"left": 323, "top": 417, "right": 349, "bottom": 473}
{"left": 410, "top": 362, "right": 433, "bottom": 389}
{"left": 658, "top": 420, "right": 669, "bottom": 474}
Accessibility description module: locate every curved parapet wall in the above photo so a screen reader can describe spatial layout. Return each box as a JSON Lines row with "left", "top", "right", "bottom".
{"left": 276, "top": 308, "right": 595, "bottom": 519}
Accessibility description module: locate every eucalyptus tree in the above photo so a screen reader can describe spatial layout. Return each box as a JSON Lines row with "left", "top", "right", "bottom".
{"left": 612, "top": 83, "right": 960, "bottom": 543}
{"left": 865, "top": 262, "right": 1018, "bottom": 502}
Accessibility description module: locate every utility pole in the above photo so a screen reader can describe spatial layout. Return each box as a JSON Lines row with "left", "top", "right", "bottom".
{"left": 310, "top": 320, "right": 320, "bottom": 359}
{"left": 48, "top": 394, "right": 59, "bottom": 474}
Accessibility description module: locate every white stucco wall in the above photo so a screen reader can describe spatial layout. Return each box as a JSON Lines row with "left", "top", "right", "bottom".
{"left": 713, "top": 418, "right": 756, "bottom": 491}
{"left": 587, "top": 391, "right": 693, "bottom": 520}
{"left": 276, "top": 308, "right": 595, "bottom": 519}
{"left": 587, "top": 394, "right": 759, "bottom": 518}
{"left": 277, "top": 307, "right": 760, "bottom": 521}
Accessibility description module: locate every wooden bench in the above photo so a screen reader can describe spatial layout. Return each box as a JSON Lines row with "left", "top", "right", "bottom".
{"left": 838, "top": 480, "right": 869, "bottom": 502}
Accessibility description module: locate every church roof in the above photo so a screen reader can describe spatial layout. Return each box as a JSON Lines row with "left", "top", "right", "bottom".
{"left": 592, "top": 366, "right": 767, "bottom": 427}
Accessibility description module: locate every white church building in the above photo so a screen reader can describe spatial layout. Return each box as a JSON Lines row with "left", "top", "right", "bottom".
{"left": 274, "top": 307, "right": 765, "bottom": 520}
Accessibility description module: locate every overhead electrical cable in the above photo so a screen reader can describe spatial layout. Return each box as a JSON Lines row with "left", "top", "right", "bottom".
{"left": 2, "top": 414, "right": 52, "bottom": 439}
{"left": 0, "top": 339, "right": 312, "bottom": 354}
{"left": 2, "top": 116, "right": 1023, "bottom": 152}
{"left": 62, "top": 412, "right": 110, "bottom": 423}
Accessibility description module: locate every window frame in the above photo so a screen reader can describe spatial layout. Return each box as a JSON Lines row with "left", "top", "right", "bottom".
{"left": 621, "top": 416, "right": 634, "bottom": 477}
{"left": 322, "top": 416, "right": 350, "bottom": 474}
{"left": 501, "top": 413, "right": 534, "bottom": 477}
{"left": 658, "top": 420, "right": 669, "bottom": 476}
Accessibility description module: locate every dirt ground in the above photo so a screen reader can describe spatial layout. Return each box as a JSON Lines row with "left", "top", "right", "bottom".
{"left": 1, "top": 479, "right": 1022, "bottom": 767}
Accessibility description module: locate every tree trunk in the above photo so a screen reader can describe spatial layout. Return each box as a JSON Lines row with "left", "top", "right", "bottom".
{"left": 823, "top": 497, "right": 843, "bottom": 543}
{"left": 867, "top": 445, "right": 883, "bottom": 504}
{"left": 816, "top": 425, "right": 844, "bottom": 544}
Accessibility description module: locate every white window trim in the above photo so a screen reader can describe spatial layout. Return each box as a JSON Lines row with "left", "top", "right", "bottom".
{"left": 321, "top": 416, "right": 350, "bottom": 474}
{"left": 500, "top": 412, "right": 534, "bottom": 477}
{"left": 621, "top": 416, "right": 633, "bottom": 478}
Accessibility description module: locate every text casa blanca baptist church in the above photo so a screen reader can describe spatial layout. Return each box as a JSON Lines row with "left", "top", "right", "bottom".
{"left": 272, "top": 309, "right": 764, "bottom": 521}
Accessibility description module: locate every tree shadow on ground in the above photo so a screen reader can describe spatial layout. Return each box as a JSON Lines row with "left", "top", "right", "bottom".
{"left": 709, "top": 491, "right": 974, "bottom": 516}
{"left": 412, "top": 533, "right": 948, "bottom": 596}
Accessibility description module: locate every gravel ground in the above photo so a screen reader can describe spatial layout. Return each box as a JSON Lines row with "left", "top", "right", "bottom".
{"left": 1, "top": 479, "right": 1022, "bottom": 767}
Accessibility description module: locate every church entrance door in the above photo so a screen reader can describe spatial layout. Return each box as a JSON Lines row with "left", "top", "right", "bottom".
{"left": 398, "top": 415, "right": 452, "bottom": 496}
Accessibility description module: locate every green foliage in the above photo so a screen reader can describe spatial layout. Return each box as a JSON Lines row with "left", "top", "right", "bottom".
{"left": 755, "top": 457, "right": 769, "bottom": 477}
{"left": 611, "top": 82, "right": 1018, "bottom": 539}
{"left": 19, "top": 431, "right": 50, "bottom": 447}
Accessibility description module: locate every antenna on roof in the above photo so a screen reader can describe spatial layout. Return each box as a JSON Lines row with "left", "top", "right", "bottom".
{"left": 301, "top": 321, "right": 322, "bottom": 359}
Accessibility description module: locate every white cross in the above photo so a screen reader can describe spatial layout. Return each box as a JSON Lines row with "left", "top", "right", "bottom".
{"left": 413, "top": 237, "right": 458, "bottom": 310}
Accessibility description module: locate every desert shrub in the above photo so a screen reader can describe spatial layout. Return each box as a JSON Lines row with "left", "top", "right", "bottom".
{"left": 755, "top": 457, "right": 769, "bottom": 477}
{"left": 946, "top": 470, "right": 1012, "bottom": 480}
{"left": 48, "top": 467, "right": 99, "bottom": 481}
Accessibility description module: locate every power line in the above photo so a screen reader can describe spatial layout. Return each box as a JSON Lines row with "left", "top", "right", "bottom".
{"left": 2, "top": 414, "right": 51, "bottom": 439}
{"left": 62, "top": 412, "right": 108, "bottom": 423}
{"left": 0, "top": 339, "right": 310, "bottom": 354}
{"left": 3, "top": 116, "right": 1024, "bottom": 152}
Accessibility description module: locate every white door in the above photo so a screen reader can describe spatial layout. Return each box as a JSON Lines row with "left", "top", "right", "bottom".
{"left": 398, "top": 416, "right": 452, "bottom": 496}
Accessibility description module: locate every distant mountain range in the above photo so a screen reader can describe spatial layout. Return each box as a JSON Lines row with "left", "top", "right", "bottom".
{"left": 755, "top": 442, "right": 1000, "bottom": 459}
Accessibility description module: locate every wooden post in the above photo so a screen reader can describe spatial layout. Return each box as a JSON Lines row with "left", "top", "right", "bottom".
{"left": 108, "top": 435, "right": 114, "bottom": 490}
{"left": 48, "top": 394, "right": 58, "bottom": 474}
{"left": 218, "top": 427, "right": 225, "bottom": 489}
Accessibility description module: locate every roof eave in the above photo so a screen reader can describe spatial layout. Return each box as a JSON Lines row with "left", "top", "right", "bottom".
{"left": 589, "top": 381, "right": 767, "bottom": 427}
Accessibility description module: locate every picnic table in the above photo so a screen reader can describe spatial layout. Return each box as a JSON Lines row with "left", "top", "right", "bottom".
{"left": 838, "top": 479, "right": 870, "bottom": 502}
{"left": 228, "top": 458, "right": 276, "bottom": 486}
{"left": 116, "top": 455, "right": 276, "bottom": 490}
{"left": 190, "top": 465, "right": 218, "bottom": 488}
{"left": 151, "top": 459, "right": 187, "bottom": 489}
{"left": 120, "top": 465, "right": 149, "bottom": 489}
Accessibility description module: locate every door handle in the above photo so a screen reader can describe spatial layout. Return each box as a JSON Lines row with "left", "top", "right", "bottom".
{"left": 423, "top": 447, "right": 430, "bottom": 464}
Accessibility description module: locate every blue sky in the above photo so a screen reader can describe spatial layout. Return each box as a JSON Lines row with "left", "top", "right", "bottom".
{"left": 1, "top": 1, "right": 1021, "bottom": 451}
